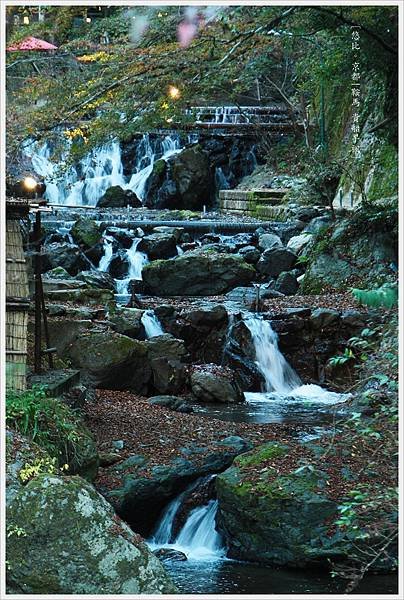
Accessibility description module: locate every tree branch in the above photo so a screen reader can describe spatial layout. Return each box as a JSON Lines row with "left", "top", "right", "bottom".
{"left": 311, "top": 7, "right": 397, "bottom": 56}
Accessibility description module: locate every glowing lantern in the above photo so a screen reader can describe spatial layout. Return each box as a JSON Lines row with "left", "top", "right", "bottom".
{"left": 23, "top": 176, "right": 38, "bottom": 191}
{"left": 168, "top": 85, "right": 180, "bottom": 100}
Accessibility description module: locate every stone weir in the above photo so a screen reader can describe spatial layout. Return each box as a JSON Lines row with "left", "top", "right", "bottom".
{"left": 219, "top": 188, "right": 289, "bottom": 219}
{"left": 41, "top": 217, "right": 297, "bottom": 236}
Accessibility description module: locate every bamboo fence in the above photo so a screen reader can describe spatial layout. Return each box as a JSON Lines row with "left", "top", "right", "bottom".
{"left": 6, "top": 200, "right": 30, "bottom": 391}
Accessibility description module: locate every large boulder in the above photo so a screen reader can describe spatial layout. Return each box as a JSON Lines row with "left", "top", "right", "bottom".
{"left": 274, "top": 271, "right": 299, "bottom": 296}
{"left": 108, "top": 307, "right": 145, "bottom": 339}
{"left": 98, "top": 185, "right": 142, "bottom": 209}
{"left": 258, "top": 233, "right": 283, "bottom": 251}
{"left": 257, "top": 248, "right": 297, "bottom": 278}
{"left": 190, "top": 365, "right": 244, "bottom": 403}
{"left": 109, "top": 250, "right": 129, "bottom": 278}
{"left": 105, "top": 227, "right": 136, "bottom": 249}
{"left": 142, "top": 251, "right": 255, "bottom": 296}
{"left": 41, "top": 242, "right": 89, "bottom": 276}
{"left": 44, "top": 288, "right": 114, "bottom": 305}
{"left": 70, "top": 218, "right": 102, "bottom": 249}
{"left": 238, "top": 245, "right": 261, "bottom": 264}
{"left": 150, "top": 357, "right": 186, "bottom": 395}
{"left": 216, "top": 440, "right": 397, "bottom": 569}
{"left": 145, "top": 334, "right": 188, "bottom": 362}
{"left": 139, "top": 233, "right": 177, "bottom": 260}
{"left": 145, "top": 145, "right": 214, "bottom": 210}
{"left": 6, "top": 474, "right": 176, "bottom": 594}
{"left": 155, "top": 303, "right": 229, "bottom": 365}
{"left": 216, "top": 442, "right": 339, "bottom": 566}
{"left": 66, "top": 331, "right": 151, "bottom": 393}
{"left": 47, "top": 318, "right": 93, "bottom": 355}
{"left": 286, "top": 233, "right": 313, "bottom": 255}
{"left": 145, "top": 334, "right": 188, "bottom": 395}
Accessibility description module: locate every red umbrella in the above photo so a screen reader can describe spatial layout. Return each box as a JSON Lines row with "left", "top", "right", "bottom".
{"left": 6, "top": 36, "right": 58, "bottom": 52}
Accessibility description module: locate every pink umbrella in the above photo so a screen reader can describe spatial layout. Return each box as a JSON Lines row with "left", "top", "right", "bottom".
{"left": 6, "top": 36, "right": 58, "bottom": 51}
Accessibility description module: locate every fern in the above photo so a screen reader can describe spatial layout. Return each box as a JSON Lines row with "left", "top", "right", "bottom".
{"left": 352, "top": 284, "right": 398, "bottom": 309}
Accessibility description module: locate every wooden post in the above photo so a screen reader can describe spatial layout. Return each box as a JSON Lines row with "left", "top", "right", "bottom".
{"left": 39, "top": 275, "right": 54, "bottom": 369}
{"left": 34, "top": 211, "right": 42, "bottom": 373}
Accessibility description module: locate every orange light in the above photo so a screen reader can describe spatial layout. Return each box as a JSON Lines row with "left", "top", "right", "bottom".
{"left": 23, "top": 176, "right": 38, "bottom": 191}
{"left": 168, "top": 85, "right": 180, "bottom": 100}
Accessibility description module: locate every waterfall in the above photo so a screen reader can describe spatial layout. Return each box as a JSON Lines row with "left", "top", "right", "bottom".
{"left": 149, "top": 485, "right": 225, "bottom": 561}
{"left": 215, "top": 167, "right": 231, "bottom": 190}
{"left": 174, "top": 501, "right": 223, "bottom": 558}
{"left": 150, "top": 489, "right": 189, "bottom": 545}
{"left": 244, "top": 314, "right": 350, "bottom": 404}
{"left": 115, "top": 238, "right": 148, "bottom": 297}
{"left": 141, "top": 310, "right": 164, "bottom": 338}
{"left": 127, "top": 134, "right": 181, "bottom": 200}
{"left": 23, "top": 133, "right": 182, "bottom": 206}
{"left": 244, "top": 315, "right": 301, "bottom": 394}
{"left": 98, "top": 236, "right": 114, "bottom": 272}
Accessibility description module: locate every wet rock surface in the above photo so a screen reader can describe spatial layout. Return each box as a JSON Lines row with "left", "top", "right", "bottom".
{"left": 98, "top": 185, "right": 142, "bottom": 209}
{"left": 142, "top": 251, "right": 255, "bottom": 296}
{"left": 190, "top": 364, "right": 244, "bottom": 404}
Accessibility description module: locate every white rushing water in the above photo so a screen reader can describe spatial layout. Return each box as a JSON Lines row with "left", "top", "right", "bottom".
{"left": 23, "top": 133, "right": 182, "bottom": 206}
{"left": 98, "top": 235, "right": 114, "bottom": 272}
{"left": 115, "top": 238, "right": 148, "bottom": 297}
{"left": 244, "top": 314, "right": 350, "bottom": 405}
{"left": 126, "top": 134, "right": 181, "bottom": 199}
{"left": 149, "top": 490, "right": 224, "bottom": 561}
{"left": 141, "top": 310, "right": 164, "bottom": 338}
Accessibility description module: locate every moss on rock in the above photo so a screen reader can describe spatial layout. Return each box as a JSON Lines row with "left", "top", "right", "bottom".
{"left": 6, "top": 474, "right": 176, "bottom": 594}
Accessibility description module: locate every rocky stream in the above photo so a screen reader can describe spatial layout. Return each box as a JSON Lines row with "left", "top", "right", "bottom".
{"left": 7, "top": 130, "right": 398, "bottom": 596}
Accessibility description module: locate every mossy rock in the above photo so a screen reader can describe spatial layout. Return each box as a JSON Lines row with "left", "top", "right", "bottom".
{"left": 66, "top": 330, "right": 151, "bottom": 393}
{"left": 70, "top": 217, "right": 102, "bottom": 249}
{"left": 6, "top": 474, "right": 176, "bottom": 594}
{"left": 6, "top": 429, "right": 57, "bottom": 506}
{"left": 142, "top": 252, "right": 255, "bottom": 296}
{"left": 216, "top": 442, "right": 340, "bottom": 566}
{"left": 98, "top": 185, "right": 142, "bottom": 209}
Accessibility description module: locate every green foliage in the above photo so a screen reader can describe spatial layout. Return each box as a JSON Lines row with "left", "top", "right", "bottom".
{"left": 352, "top": 283, "right": 398, "bottom": 309}
{"left": 328, "top": 348, "right": 355, "bottom": 368}
{"left": 6, "top": 4, "right": 397, "bottom": 168}
{"left": 18, "top": 456, "right": 59, "bottom": 483}
{"left": 6, "top": 386, "right": 88, "bottom": 469}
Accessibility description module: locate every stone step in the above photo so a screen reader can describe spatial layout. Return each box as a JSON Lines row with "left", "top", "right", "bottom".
{"left": 220, "top": 198, "right": 285, "bottom": 210}
{"left": 219, "top": 202, "right": 290, "bottom": 220}
{"left": 219, "top": 189, "right": 288, "bottom": 201}
{"left": 28, "top": 369, "right": 81, "bottom": 397}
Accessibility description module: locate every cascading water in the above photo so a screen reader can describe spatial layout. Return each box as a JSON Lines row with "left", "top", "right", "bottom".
{"left": 126, "top": 134, "right": 181, "bottom": 200}
{"left": 244, "top": 314, "right": 350, "bottom": 404}
{"left": 23, "top": 133, "right": 182, "bottom": 206}
{"left": 115, "top": 238, "right": 148, "bottom": 298}
{"left": 148, "top": 482, "right": 224, "bottom": 561}
{"left": 141, "top": 310, "right": 164, "bottom": 338}
{"left": 98, "top": 236, "right": 114, "bottom": 272}
{"left": 244, "top": 315, "right": 301, "bottom": 394}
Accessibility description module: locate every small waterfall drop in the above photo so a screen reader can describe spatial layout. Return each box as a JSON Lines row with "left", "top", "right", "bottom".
{"left": 141, "top": 310, "right": 164, "bottom": 338}
{"left": 115, "top": 238, "right": 148, "bottom": 297}
{"left": 98, "top": 236, "right": 114, "bottom": 272}
{"left": 148, "top": 481, "right": 225, "bottom": 561}
{"left": 244, "top": 315, "right": 301, "bottom": 394}
{"left": 174, "top": 500, "right": 223, "bottom": 559}
{"left": 244, "top": 314, "right": 350, "bottom": 404}
{"left": 127, "top": 134, "right": 181, "bottom": 200}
